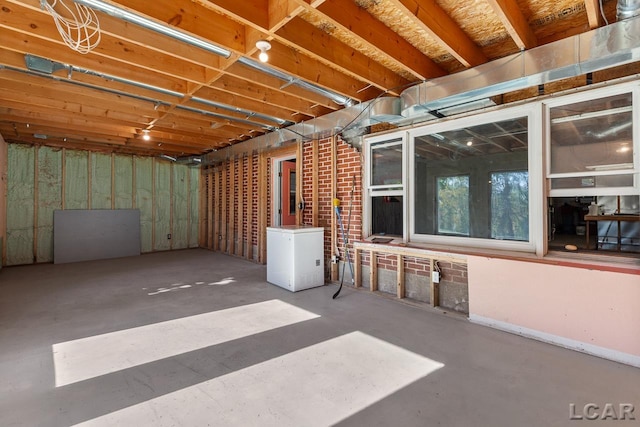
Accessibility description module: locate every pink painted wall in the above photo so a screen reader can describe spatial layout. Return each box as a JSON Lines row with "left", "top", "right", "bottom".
{"left": 467, "top": 256, "right": 640, "bottom": 359}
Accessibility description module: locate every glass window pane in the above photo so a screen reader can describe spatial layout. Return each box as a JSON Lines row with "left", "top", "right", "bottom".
{"left": 289, "top": 171, "right": 296, "bottom": 215}
{"left": 414, "top": 116, "right": 529, "bottom": 242}
{"left": 550, "top": 93, "right": 633, "bottom": 174}
{"left": 437, "top": 176, "right": 469, "bottom": 235}
{"left": 372, "top": 196, "right": 403, "bottom": 236}
{"left": 372, "top": 143, "right": 402, "bottom": 186}
{"left": 491, "top": 171, "right": 529, "bottom": 241}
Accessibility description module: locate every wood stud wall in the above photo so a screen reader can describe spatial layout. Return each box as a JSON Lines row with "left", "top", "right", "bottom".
{"left": 3, "top": 143, "right": 198, "bottom": 266}
{"left": 198, "top": 135, "right": 468, "bottom": 312}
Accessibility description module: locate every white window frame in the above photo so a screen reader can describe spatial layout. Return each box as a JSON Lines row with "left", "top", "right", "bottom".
{"left": 408, "top": 104, "right": 543, "bottom": 254}
{"left": 544, "top": 82, "right": 639, "bottom": 198}
{"left": 363, "top": 132, "right": 408, "bottom": 240}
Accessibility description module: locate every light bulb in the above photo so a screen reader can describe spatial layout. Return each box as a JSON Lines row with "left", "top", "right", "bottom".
{"left": 259, "top": 51, "right": 269, "bottom": 62}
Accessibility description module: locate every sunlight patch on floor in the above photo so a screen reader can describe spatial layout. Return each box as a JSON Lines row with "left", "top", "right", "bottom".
{"left": 53, "top": 300, "right": 320, "bottom": 387}
{"left": 73, "top": 331, "right": 444, "bottom": 427}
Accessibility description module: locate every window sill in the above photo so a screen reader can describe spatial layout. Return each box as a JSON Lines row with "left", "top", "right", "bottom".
{"left": 358, "top": 237, "right": 640, "bottom": 275}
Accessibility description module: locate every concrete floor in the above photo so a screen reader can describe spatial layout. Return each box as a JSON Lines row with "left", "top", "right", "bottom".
{"left": 0, "top": 249, "right": 638, "bottom": 427}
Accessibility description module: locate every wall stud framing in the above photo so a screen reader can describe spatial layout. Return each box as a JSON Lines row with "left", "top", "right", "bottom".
{"left": 221, "top": 162, "right": 227, "bottom": 253}
{"left": 229, "top": 157, "right": 236, "bottom": 256}
{"left": 237, "top": 155, "right": 245, "bottom": 257}
{"left": 312, "top": 139, "right": 319, "bottom": 227}
{"left": 257, "top": 152, "right": 268, "bottom": 264}
{"left": 330, "top": 135, "right": 338, "bottom": 281}
{"left": 33, "top": 146, "right": 39, "bottom": 262}
{"left": 397, "top": 254, "right": 405, "bottom": 299}
{"left": 369, "top": 250, "right": 377, "bottom": 292}
{"left": 0, "top": 135, "right": 7, "bottom": 266}
{"left": 247, "top": 153, "right": 254, "bottom": 261}
{"left": 213, "top": 168, "right": 220, "bottom": 251}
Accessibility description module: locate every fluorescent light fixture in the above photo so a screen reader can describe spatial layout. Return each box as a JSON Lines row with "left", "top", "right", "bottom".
{"left": 551, "top": 105, "right": 632, "bottom": 124}
{"left": 159, "top": 154, "right": 176, "bottom": 162}
{"left": 73, "top": 0, "right": 231, "bottom": 58}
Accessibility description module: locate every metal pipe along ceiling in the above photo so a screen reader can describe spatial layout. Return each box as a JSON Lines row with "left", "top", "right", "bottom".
{"left": 617, "top": 0, "right": 640, "bottom": 20}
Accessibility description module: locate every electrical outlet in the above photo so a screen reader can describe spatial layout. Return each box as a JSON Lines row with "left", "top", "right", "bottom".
{"left": 431, "top": 271, "right": 440, "bottom": 283}
{"left": 167, "top": 234, "right": 171, "bottom": 240}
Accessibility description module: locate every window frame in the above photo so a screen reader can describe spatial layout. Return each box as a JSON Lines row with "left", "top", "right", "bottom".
{"left": 544, "top": 83, "right": 639, "bottom": 198}
{"left": 408, "top": 104, "right": 542, "bottom": 254}
{"left": 363, "top": 133, "right": 408, "bottom": 239}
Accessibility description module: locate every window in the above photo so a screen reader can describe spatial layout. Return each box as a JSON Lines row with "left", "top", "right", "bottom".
{"left": 547, "top": 90, "right": 637, "bottom": 197}
{"left": 412, "top": 114, "right": 531, "bottom": 247}
{"left": 365, "top": 136, "right": 406, "bottom": 237}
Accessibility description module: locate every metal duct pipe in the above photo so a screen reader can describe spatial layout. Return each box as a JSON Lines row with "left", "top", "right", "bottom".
{"left": 71, "top": 0, "right": 231, "bottom": 58}
{"left": 205, "top": 16, "right": 640, "bottom": 165}
{"left": 237, "top": 58, "right": 355, "bottom": 107}
{"left": 401, "top": 16, "right": 640, "bottom": 116}
{"left": 617, "top": 0, "right": 640, "bottom": 20}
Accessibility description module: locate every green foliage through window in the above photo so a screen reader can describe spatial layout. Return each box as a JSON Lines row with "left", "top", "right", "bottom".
{"left": 437, "top": 176, "right": 469, "bottom": 235}
{"left": 491, "top": 171, "right": 529, "bottom": 241}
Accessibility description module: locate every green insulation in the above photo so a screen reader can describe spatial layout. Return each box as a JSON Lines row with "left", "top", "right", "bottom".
{"left": 65, "top": 150, "right": 88, "bottom": 209}
{"left": 172, "top": 165, "right": 188, "bottom": 249}
{"left": 135, "top": 157, "right": 153, "bottom": 253}
{"left": 189, "top": 167, "right": 200, "bottom": 248}
{"left": 91, "top": 153, "right": 112, "bottom": 209}
{"left": 6, "top": 144, "right": 34, "bottom": 265}
{"left": 114, "top": 155, "right": 133, "bottom": 209}
{"left": 154, "top": 160, "right": 171, "bottom": 251}
{"left": 36, "top": 146, "right": 62, "bottom": 263}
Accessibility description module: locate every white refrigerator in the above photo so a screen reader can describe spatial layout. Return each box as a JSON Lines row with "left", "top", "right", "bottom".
{"left": 266, "top": 225, "right": 325, "bottom": 292}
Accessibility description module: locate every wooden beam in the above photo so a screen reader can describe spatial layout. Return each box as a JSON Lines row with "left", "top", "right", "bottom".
{"left": 354, "top": 247, "right": 361, "bottom": 288}
{"left": 296, "top": 141, "right": 303, "bottom": 225}
{"left": 276, "top": 17, "right": 411, "bottom": 94}
{"left": 33, "top": 145, "right": 38, "bottom": 263}
{"left": 229, "top": 157, "right": 236, "bottom": 255}
{"left": 583, "top": 0, "right": 604, "bottom": 29}
{"left": 396, "top": 254, "right": 405, "bottom": 299}
{"left": 238, "top": 155, "right": 245, "bottom": 256}
{"left": 484, "top": 0, "right": 538, "bottom": 49}
{"left": 247, "top": 153, "right": 254, "bottom": 260}
{"left": 330, "top": 135, "right": 338, "bottom": 281}
{"left": 257, "top": 153, "right": 268, "bottom": 264}
{"left": 369, "top": 250, "right": 377, "bottom": 292}
{"left": 213, "top": 168, "right": 220, "bottom": 251}
{"left": 430, "top": 258, "right": 439, "bottom": 307}
{"left": 312, "top": 139, "right": 319, "bottom": 227}
{"left": 312, "top": 0, "right": 446, "bottom": 80}
{"left": 392, "top": 0, "right": 487, "bottom": 67}
{"left": 221, "top": 161, "right": 228, "bottom": 253}
{"left": 0, "top": 134, "right": 7, "bottom": 266}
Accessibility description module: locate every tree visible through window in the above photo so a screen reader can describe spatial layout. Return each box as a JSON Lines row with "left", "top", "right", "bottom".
{"left": 437, "top": 176, "right": 469, "bottom": 235}
{"left": 491, "top": 171, "right": 529, "bottom": 241}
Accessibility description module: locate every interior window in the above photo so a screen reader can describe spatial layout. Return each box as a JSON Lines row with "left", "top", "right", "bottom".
{"left": 414, "top": 116, "right": 529, "bottom": 242}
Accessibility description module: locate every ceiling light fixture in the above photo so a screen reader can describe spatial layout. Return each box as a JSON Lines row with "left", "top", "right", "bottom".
{"left": 142, "top": 130, "right": 151, "bottom": 141}
{"left": 256, "top": 40, "right": 271, "bottom": 63}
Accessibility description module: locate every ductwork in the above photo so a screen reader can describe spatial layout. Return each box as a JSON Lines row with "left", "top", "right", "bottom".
{"left": 617, "top": 0, "right": 640, "bottom": 20}
{"left": 401, "top": 16, "right": 640, "bottom": 116}
{"left": 204, "top": 15, "right": 640, "bottom": 165}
